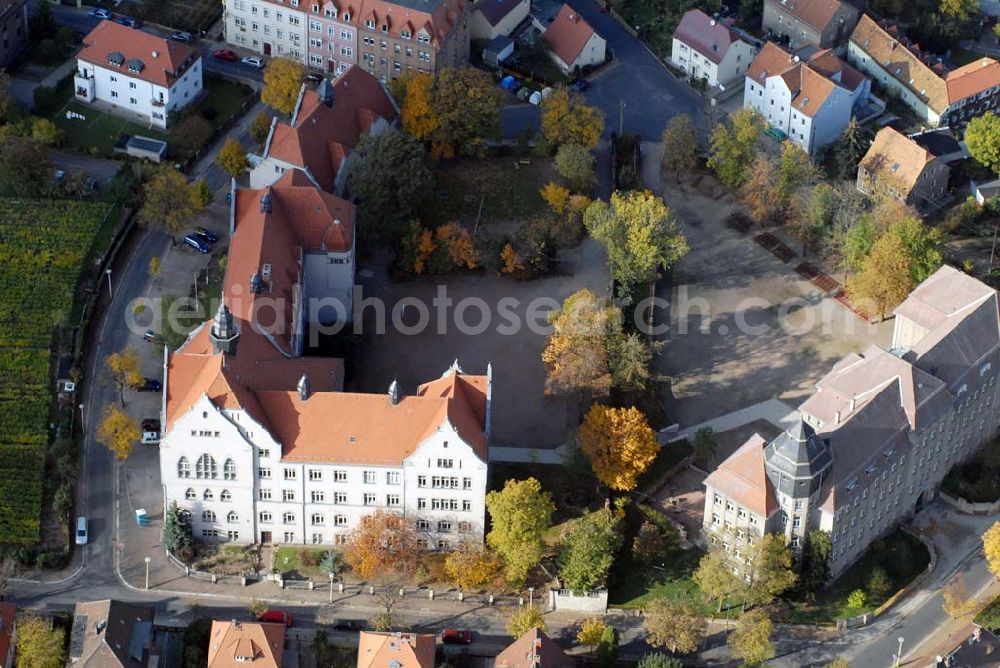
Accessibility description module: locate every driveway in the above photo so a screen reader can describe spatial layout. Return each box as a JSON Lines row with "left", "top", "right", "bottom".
{"left": 567, "top": 0, "right": 705, "bottom": 139}
{"left": 50, "top": 151, "right": 122, "bottom": 184}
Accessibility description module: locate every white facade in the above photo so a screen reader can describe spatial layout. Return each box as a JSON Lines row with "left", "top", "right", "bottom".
{"left": 224, "top": 0, "right": 308, "bottom": 62}
{"left": 74, "top": 57, "right": 202, "bottom": 128}
{"left": 160, "top": 389, "right": 489, "bottom": 548}
{"left": 671, "top": 35, "right": 754, "bottom": 88}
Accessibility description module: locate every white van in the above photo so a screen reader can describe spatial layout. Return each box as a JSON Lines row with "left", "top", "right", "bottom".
{"left": 75, "top": 517, "right": 88, "bottom": 545}
{"left": 141, "top": 431, "right": 160, "bottom": 445}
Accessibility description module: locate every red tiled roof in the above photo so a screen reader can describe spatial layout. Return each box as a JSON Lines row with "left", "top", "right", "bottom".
{"left": 357, "top": 633, "right": 435, "bottom": 668}
{"left": 673, "top": 9, "right": 741, "bottom": 65}
{"left": 266, "top": 66, "right": 397, "bottom": 191}
{"left": 495, "top": 629, "right": 571, "bottom": 668}
{"left": 768, "top": 0, "right": 851, "bottom": 32}
{"left": 945, "top": 58, "right": 1000, "bottom": 104}
{"left": 704, "top": 434, "right": 778, "bottom": 517}
{"left": 544, "top": 4, "right": 596, "bottom": 67}
{"left": 747, "top": 41, "right": 864, "bottom": 117}
{"left": 78, "top": 20, "right": 200, "bottom": 88}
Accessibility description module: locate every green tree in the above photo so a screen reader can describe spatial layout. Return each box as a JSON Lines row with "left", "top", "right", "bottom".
{"left": 558, "top": 504, "right": 624, "bottom": 592}
{"left": 707, "top": 108, "right": 764, "bottom": 188}
{"left": 609, "top": 332, "right": 660, "bottom": 392}
{"left": 15, "top": 614, "right": 65, "bottom": 668}
{"left": 262, "top": 57, "right": 305, "bottom": 115}
{"left": 105, "top": 347, "right": 143, "bottom": 407}
{"left": 542, "top": 289, "right": 621, "bottom": 399}
{"left": 540, "top": 88, "right": 605, "bottom": 149}
{"left": 595, "top": 625, "right": 619, "bottom": 668}
{"left": 867, "top": 566, "right": 892, "bottom": 602}
{"left": 801, "top": 530, "right": 832, "bottom": 596}
{"left": 847, "top": 231, "right": 915, "bottom": 319}
{"left": 776, "top": 140, "right": 818, "bottom": 207}
{"left": 347, "top": 126, "right": 433, "bottom": 242}
{"left": 745, "top": 534, "right": 797, "bottom": 607}
{"left": 637, "top": 654, "right": 683, "bottom": 668}
{"left": 216, "top": 136, "right": 249, "bottom": 177}
{"left": 507, "top": 606, "right": 546, "bottom": 637}
{"left": 486, "top": 478, "right": 555, "bottom": 586}
{"left": 0, "top": 71, "right": 20, "bottom": 124}
{"left": 0, "top": 137, "right": 51, "bottom": 197}
{"left": 847, "top": 589, "right": 867, "bottom": 608}
{"left": 693, "top": 549, "right": 742, "bottom": 611}
{"left": 833, "top": 118, "right": 871, "bottom": 179}
{"left": 584, "top": 190, "right": 689, "bottom": 298}
{"left": 137, "top": 166, "right": 203, "bottom": 237}
{"left": 660, "top": 113, "right": 699, "bottom": 182}
{"left": 824, "top": 660, "right": 852, "bottom": 668}
{"left": 163, "top": 501, "right": 194, "bottom": 559}
{"left": 644, "top": 598, "right": 704, "bottom": 654}
{"left": 729, "top": 608, "right": 774, "bottom": 667}
{"left": 431, "top": 67, "right": 503, "bottom": 157}
{"left": 789, "top": 182, "right": 836, "bottom": 255}
{"left": 741, "top": 154, "right": 780, "bottom": 223}
{"left": 194, "top": 179, "right": 214, "bottom": 208}
{"left": 577, "top": 617, "right": 607, "bottom": 652}
{"left": 31, "top": 118, "right": 60, "bottom": 146}
{"left": 248, "top": 599, "right": 269, "bottom": 617}
{"left": 250, "top": 111, "right": 273, "bottom": 146}
{"left": 841, "top": 215, "right": 877, "bottom": 275}
{"left": 888, "top": 214, "right": 944, "bottom": 283}
{"left": 967, "top": 113, "right": 1000, "bottom": 176}
{"left": 940, "top": 0, "right": 977, "bottom": 19}
{"left": 555, "top": 143, "right": 597, "bottom": 192}
{"left": 693, "top": 427, "right": 717, "bottom": 466}
{"left": 170, "top": 115, "right": 213, "bottom": 156}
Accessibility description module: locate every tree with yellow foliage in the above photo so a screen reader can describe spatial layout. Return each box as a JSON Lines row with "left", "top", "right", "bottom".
{"left": 500, "top": 242, "right": 522, "bottom": 275}
{"left": 401, "top": 73, "right": 439, "bottom": 142}
{"left": 444, "top": 542, "right": 504, "bottom": 590}
{"left": 541, "top": 182, "right": 571, "bottom": 214}
{"left": 578, "top": 404, "right": 658, "bottom": 491}
{"left": 942, "top": 573, "right": 978, "bottom": 619}
{"left": 577, "top": 617, "right": 607, "bottom": 653}
{"left": 541, "top": 89, "right": 605, "bottom": 149}
{"left": 261, "top": 58, "right": 305, "bottom": 115}
{"left": 983, "top": 521, "right": 1000, "bottom": 578}
{"left": 436, "top": 222, "right": 478, "bottom": 269}
{"left": 847, "top": 232, "right": 915, "bottom": 320}
{"left": 541, "top": 289, "right": 619, "bottom": 398}
{"left": 216, "top": 136, "right": 248, "bottom": 178}
{"left": 98, "top": 404, "right": 139, "bottom": 460}
{"left": 507, "top": 606, "right": 546, "bottom": 638}
{"left": 106, "top": 346, "right": 143, "bottom": 407}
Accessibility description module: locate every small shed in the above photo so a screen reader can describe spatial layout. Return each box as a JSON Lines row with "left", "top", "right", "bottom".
{"left": 126, "top": 135, "right": 168, "bottom": 163}
{"left": 483, "top": 35, "right": 515, "bottom": 67}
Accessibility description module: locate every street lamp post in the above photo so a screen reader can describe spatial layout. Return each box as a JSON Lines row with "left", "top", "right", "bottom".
{"left": 895, "top": 636, "right": 905, "bottom": 667}
{"left": 105, "top": 269, "right": 113, "bottom": 300}
{"left": 144, "top": 556, "right": 152, "bottom": 590}
{"left": 78, "top": 403, "right": 85, "bottom": 431}
{"left": 328, "top": 571, "right": 335, "bottom": 604}
{"left": 528, "top": 586, "right": 535, "bottom": 607}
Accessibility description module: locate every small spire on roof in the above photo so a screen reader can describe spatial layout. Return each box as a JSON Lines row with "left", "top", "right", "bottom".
{"left": 441, "top": 359, "right": 463, "bottom": 378}
{"left": 297, "top": 373, "right": 310, "bottom": 401}
{"left": 388, "top": 379, "right": 400, "bottom": 406}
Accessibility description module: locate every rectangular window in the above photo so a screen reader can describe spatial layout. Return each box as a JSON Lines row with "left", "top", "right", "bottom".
{"left": 283, "top": 489, "right": 295, "bottom": 502}
{"left": 387, "top": 471, "right": 401, "bottom": 485}
{"left": 259, "top": 488, "right": 272, "bottom": 500}
{"left": 259, "top": 449, "right": 270, "bottom": 459}
{"left": 283, "top": 531, "right": 295, "bottom": 542}
{"left": 437, "top": 521, "right": 452, "bottom": 533}
{"left": 417, "top": 519, "right": 430, "bottom": 530}
{"left": 387, "top": 494, "right": 400, "bottom": 506}
{"left": 311, "top": 513, "right": 324, "bottom": 525}
{"left": 334, "top": 491, "right": 347, "bottom": 504}
{"left": 437, "top": 459, "right": 453, "bottom": 469}
{"left": 363, "top": 470, "right": 376, "bottom": 484}
{"left": 462, "top": 499, "right": 471, "bottom": 512}
{"left": 284, "top": 468, "right": 297, "bottom": 480}
{"left": 259, "top": 467, "right": 271, "bottom": 479}
{"left": 417, "top": 498, "right": 426, "bottom": 510}
{"left": 311, "top": 533, "right": 323, "bottom": 544}
{"left": 283, "top": 512, "right": 295, "bottom": 524}
{"left": 417, "top": 475, "right": 427, "bottom": 487}
{"left": 260, "top": 511, "right": 272, "bottom": 523}
{"left": 333, "top": 470, "right": 347, "bottom": 482}
{"left": 463, "top": 477, "right": 472, "bottom": 489}
{"left": 334, "top": 516, "right": 346, "bottom": 527}
{"left": 311, "top": 490, "right": 325, "bottom": 503}
{"left": 363, "top": 493, "right": 376, "bottom": 506}
{"left": 309, "top": 469, "right": 322, "bottom": 481}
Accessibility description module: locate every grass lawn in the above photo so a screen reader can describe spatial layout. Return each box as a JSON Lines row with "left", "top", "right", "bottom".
{"left": 422, "top": 156, "right": 555, "bottom": 228}
{"left": 637, "top": 439, "right": 693, "bottom": 492}
{"left": 191, "top": 75, "right": 256, "bottom": 133}
{"left": 941, "top": 439, "right": 1000, "bottom": 502}
{"left": 274, "top": 545, "right": 332, "bottom": 579}
{"left": 489, "top": 461, "right": 599, "bottom": 525}
{"left": 783, "top": 530, "right": 930, "bottom": 623}
{"left": 975, "top": 593, "right": 1000, "bottom": 631}
{"left": 608, "top": 545, "right": 712, "bottom": 611}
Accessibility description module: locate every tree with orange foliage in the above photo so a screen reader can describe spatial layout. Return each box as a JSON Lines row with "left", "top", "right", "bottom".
{"left": 541, "top": 182, "right": 571, "bottom": 214}
{"left": 401, "top": 73, "right": 439, "bottom": 142}
{"left": 500, "top": 242, "right": 522, "bottom": 275}
{"left": 436, "top": 223, "right": 478, "bottom": 269}
{"left": 578, "top": 404, "right": 658, "bottom": 491}
{"left": 344, "top": 510, "right": 424, "bottom": 624}
{"left": 444, "top": 541, "right": 505, "bottom": 590}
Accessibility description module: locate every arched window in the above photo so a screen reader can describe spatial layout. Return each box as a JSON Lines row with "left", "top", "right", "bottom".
{"left": 221, "top": 489, "right": 232, "bottom": 502}
{"left": 203, "top": 489, "right": 214, "bottom": 501}
{"left": 227, "top": 511, "right": 239, "bottom": 523}
{"left": 223, "top": 459, "right": 237, "bottom": 481}
{"left": 196, "top": 454, "right": 217, "bottom": 479}
{"left": 185, "top": 488, "right": 196, "bottom": 500}
{"left": 178, "top": 457, "right": 191, "bottom": 478}
{"left": 202, "top": 510, "right": 216, "bottom": 523}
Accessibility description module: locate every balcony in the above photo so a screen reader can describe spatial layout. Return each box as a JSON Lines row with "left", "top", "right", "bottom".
{"left": 73, "top": 73, "right": 95, "bottom": 103}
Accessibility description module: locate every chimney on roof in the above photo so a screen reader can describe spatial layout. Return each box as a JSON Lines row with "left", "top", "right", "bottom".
{"left": 152, "top": 50, "right": 159, "bottom": 58}
{"left": 297, "top": 373, "right": 310, "bottom": 401}
{"left": 209, "top": 302, "right": 239, "bottom": 356}
{"left": 388, "top": 379, "right": 400, "bottom": 406}
{"left": 260, "top": 192, "right": 273, "bottom": 214}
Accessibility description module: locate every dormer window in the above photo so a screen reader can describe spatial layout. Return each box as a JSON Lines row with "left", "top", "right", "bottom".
{"left": 380, "top": 23, "right": 388, "bottom": 32}
{"left": 400, "top": 29, "right": 410, "bottom": 39}
{"left": 325, "top": 7, "right": 333, "bottom": 15}
{"left": 365, "top": 19, "right": 375, "bottom": 29}
{"left": 343, "top": 12, "right": 350, "bottom": 20}
{"left": 312, "top": 3, "right": 318, "bottom": 10}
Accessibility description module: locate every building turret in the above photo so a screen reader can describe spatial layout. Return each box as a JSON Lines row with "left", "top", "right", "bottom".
{"left": 764, "top": 418, "right": 832, "bottom": 499}
{"left": 209, "top": 302, "right": 239, "bottom": 356}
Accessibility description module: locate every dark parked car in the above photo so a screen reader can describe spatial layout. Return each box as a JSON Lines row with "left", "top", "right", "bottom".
{"left": 116, "top": 16, "right": 139, "bottom": 27}
{"left": 171, "top": 31, "right": 193, "bottom": 42}
{"left": 441, "top": 629, "right": 473, "bottom": 645}
{"left": 303, "top": 72, "right": 324, "bottom": 85}
{"left": 133, "top": 377, "right": 162, "bottom": 392}
{"left": 183, "top": 234, "right": 211, "bottom": 253}
{"left": 259, "top": 610, "right": 293, "bottom": 627}
{"left": 214, "top": 49, "right": 240, "bottom": 61}
{"left": 194, "top": 227, "right": 219, "bottom": 243}
{"left": 141, "top": 418, "right": 161, "bottom": 432}
{"left": 89, "top": 8, "right": 112, "bottom": 19}
{"left": 333, "top": 620, "right": 363, "bottom": 631}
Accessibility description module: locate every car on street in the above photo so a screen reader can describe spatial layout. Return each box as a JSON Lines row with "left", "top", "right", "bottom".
{"left": 194, "top": 227, "right": 219, "bottom": 243}
{"left": 133, "top": 377, "right": 162, "bottom": 392}
{"left": 142, "top": 330, "right": 160, "bottom": 343}
{"left": 332, "top": 620, "right": 363, "bottom": 631}
{"left": 141, "top": 418, "right": 161, "bottom": 432}
{"left": 116, "top": 16, "right": 139, "bottom": 27}
{"left": 440, "top": 629, "right": 473, "bottom": 645}
{"left": 303, "top": 72, "right": 323, "bottom": 85}
{"left": 89, "top": 8, "right": 112, "bottom": 19}
{"left": 171, "top": 31, "right": 193, "bottom": 42}
{"left": 259, "top": 611, "right": 293, "bottom": 627}
{"left": 184, "top": 234, "right": 212, "bottom": 253}
{"left": 213, "top": 49, "right": 239, "bottom": 62}
{"left": 241, "top": 56, "right": 264, "bottom": 69}
{"left": 141, "top": 431, "right": 160, "bottom": 445}
{"left": 75, "top": 517, "right": 88, "bottom": 545}
{"left": 569, "top": 78, "right": 590, "bottom": 93}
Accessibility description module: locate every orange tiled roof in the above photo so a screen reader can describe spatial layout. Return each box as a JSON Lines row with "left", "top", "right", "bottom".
{"left": 266, "top": 66, "right": 398, "bottom": 191}
{"left": 859, "top": 126, "right": 935, "bottom": 195}
{"left": 544, "top": 4, "right": 596, "bottom": 67}
{"left": 495, "top": 629, "right": 572, "bottom": 668}
{"left": 357, "top": 632, "right": 435, "bottom": 668}
{"left": 356, "top": 0, "right": 469, "bottom": 45}
{"left": 78, "top": 20, "right": 200, "bottom": 88}
{"left": 945, "top": 58, "right": 1000, "bottom": 104}
{"left": 207, "top": 621, "right": 285, "bottom": 668}
{"left": 703, "top": 434, "right": 778, "bottom": 517}
{"left": 768, "top": 0, "right": 851, "bottom": 32}
{"left": 748, "top": 42, "right": 863, "bottom": 117}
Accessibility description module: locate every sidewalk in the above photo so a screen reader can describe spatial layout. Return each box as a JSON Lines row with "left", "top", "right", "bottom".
{"left": 670, "top": 398, "right": 798, "bottom": 441}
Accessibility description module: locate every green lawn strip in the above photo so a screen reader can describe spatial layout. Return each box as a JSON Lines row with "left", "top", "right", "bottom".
{"left": 782, "top": 529, "right": 930, "bottom": 623}
{"left": 608, "top": 545, "right": 714, "bottom": 612}
{"left": 423, "top": 157, "right": 552, "bottom": 227}
{"left": 274, "top": 545, "right": 330, "bottom": 579}
{"left": 193, "top": 75, "right": 256, "bottom": 134}
{"left": 975, "top": 593, "right": 1000, "bottom": 631}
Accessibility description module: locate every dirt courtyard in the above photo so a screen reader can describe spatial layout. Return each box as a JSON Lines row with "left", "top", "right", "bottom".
{"left": 350, "top": 240, "right": 610, "bottom": 449}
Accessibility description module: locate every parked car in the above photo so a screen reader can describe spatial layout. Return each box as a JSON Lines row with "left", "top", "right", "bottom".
{"left": 259, "top": 611, "right": 293, "bottom": 627}
{"left": 213, "top": 49, "right": 239, "bottom": 62}
{"left": 133, "top": 377, "right": 162, "bottom": 392}
{"left": 116, "top": 16, "right": 139, "bottom": 27}
{"left": 141, "top": 431, "right": 160, "bottom": 445}
{"left": 142, "top": 329, "right": 160, "bottom": 343}
{"left": 141, "top": 418, "right": 161, "bottom": 432}
{"left": 75, "top": 517, "right": 88, "bottom": 545}
{"left": 332, "top": 620, "right": 363, "bottom": 631}
{"left": 241, "top": 56, "right": 264, "bottom": 69}
{"left": 184, "top": 234, "right": 211, "bottom": 253}
{"left": 194, "top": 227, "right": 219, "bottom": 243}
{"left": 303, "top": 72, "right": 323, "bottom": 85}
{"left": 89, "top": 8, "right": 112, "bottom": 19}
{"left": 569, "top": 78, "right": 589, "bottom": 93}
{"left": 171, "top": 31, "right": 193, "bottom": 42}
{"left": 440, "top": 629, "right": 473, "bottom": 645}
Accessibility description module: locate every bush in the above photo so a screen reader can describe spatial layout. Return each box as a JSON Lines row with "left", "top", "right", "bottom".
{"left": 847, "top": 589, "right": 867, "bottom": 609}
{"left": 866, "top": 567, "right": 892, "bottom": 602}
{"left": 299, "top": 548, "right": 319, "bottom": 567}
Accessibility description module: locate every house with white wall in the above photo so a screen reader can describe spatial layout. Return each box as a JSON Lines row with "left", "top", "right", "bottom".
{"left": 223, "top": 0, "right": 308, "bottom": 62}
{"left": 305, "top": 0, "right": 358, "bottom": 74}
{"left": 671, "top": 9, "right": 755, "bottom": 88}
{"left": 744, "top": 41, "right": 869, "bottom": 155}
{"left": 542, "top": 4, "right": 605, "bottom": 74}
{"left": 74, "top": 21, "right": 202, "bottom": 128}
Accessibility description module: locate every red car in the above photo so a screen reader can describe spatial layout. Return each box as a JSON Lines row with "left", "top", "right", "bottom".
{"left": 259, "top": 611, "right": 293, "bottom": 627}
{"left": 440, "top": 629, "right": 472, "bottom": 645}
{"left": 213, "top": 49, "right": 239, "bottom": 62}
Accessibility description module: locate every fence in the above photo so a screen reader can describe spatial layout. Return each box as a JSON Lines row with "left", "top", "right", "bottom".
{"left": 939, "top": 490, "right": 1000, "bottom": 516}
{"left": 550, "top": 589, "right": 608, "bottom": 613}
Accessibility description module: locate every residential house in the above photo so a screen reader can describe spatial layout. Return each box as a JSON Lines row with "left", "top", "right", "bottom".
{"left": 470, "top": 0, "right": 529, "bottom": 40}
{"left": 494, "top": 629, "right": 572, "bottom": 668}
{"left": 762, "top": 0, "right": 860, "bottom": 50}
{"left": 249, "top": 66, "right": 397, "bottom": 194}
{"left": 703, "top": 265, "right": 1000, "bottom": 577}
{"left": 856, "top": 126, "right": 950, "bottom": 211}
{"left": 543, "top": 4, "right": 605, "bottom": 74}
{"left": 671, "top": 9, "right": 756, "bottom": 88}
{"left": 848, "top": 16, "right": 1000, "bottom": 127}
{"left": 971, "top": 178, "right": 1000, "bottom": 205}
{"left": 223, "top": 0, "right": 308, "bottom": 62}
{"left": 355, "top": 0, "right": 471, "bottom": 81}
{"left": 0, "top": 0, "right": 28, "bottom": 68}
{"left": 74, "top": 21, "right": 202, "bottom": 129}
{"left": 305, "top": 0, "right": 359, "bottom": 74}
{"left": 0, "top": 603, "right": 14, "bottom": 668}
{"left": 207, "top": 620, "right": 285, "bottom": 668}
{"left": 942, "top": 626, "right": 1000, "bottom": 667}
{"left": 357, "top": 632, "right": 435, "bottom": 668}
{"left": 744, "top": 41, "right": 870, "bottom": 154}
{"left": 68, "top": 600, "right": 155, "bottom": 667}
{"left": 159, "top": 169, "right": 492, "bottom": 549}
